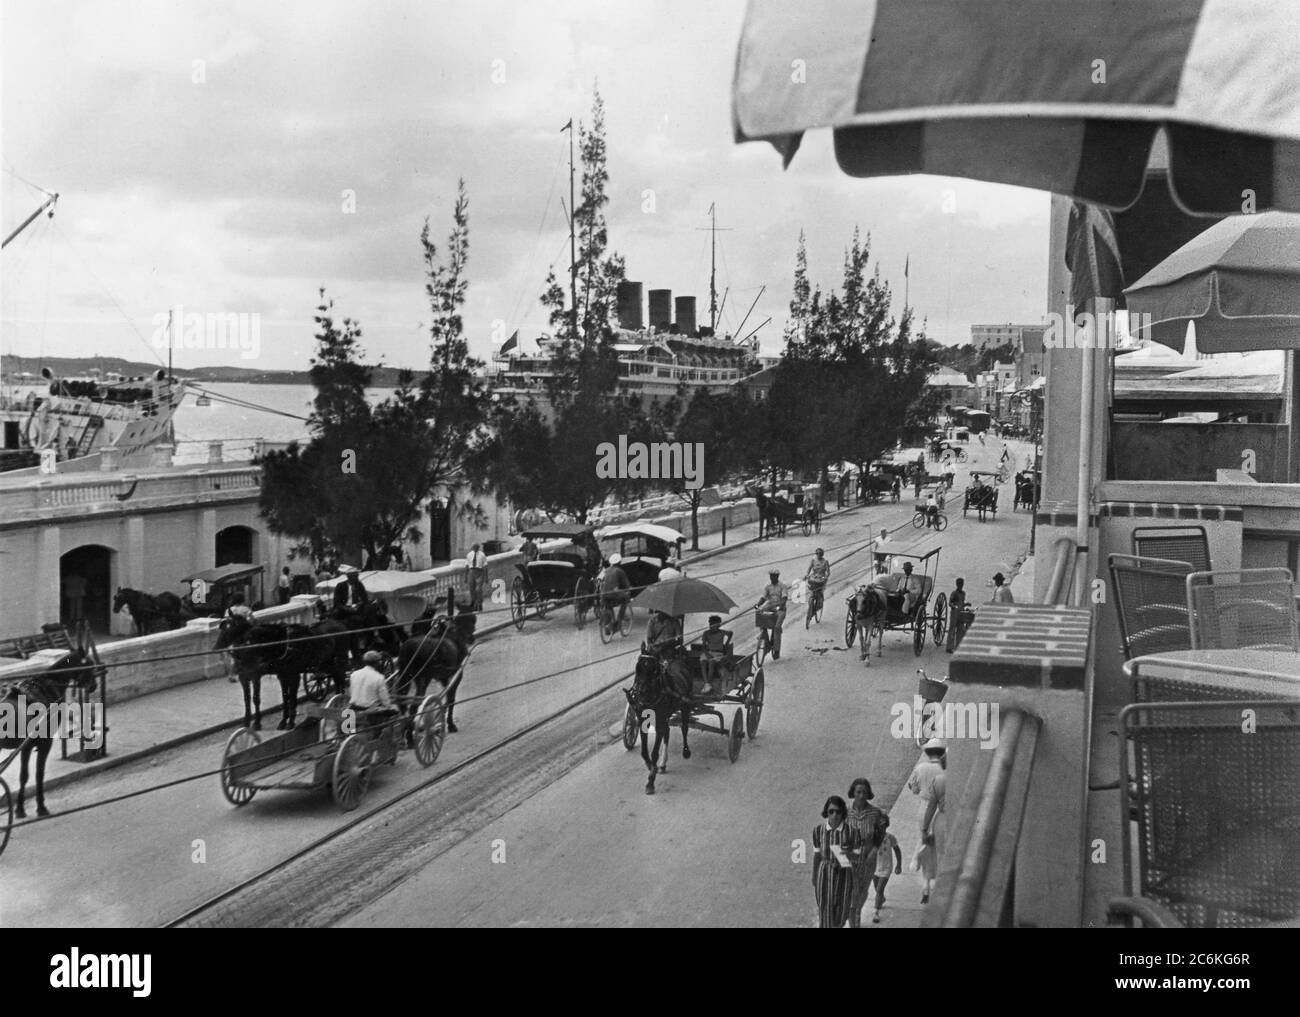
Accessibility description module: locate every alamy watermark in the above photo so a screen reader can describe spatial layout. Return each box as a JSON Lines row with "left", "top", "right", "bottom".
{"left": 150, "top": 304, "right": 261, "bottom": 360}
{"left": 0, "top": 696, "right": 104, "bottom": 749}
{"left": 889, "top": 697, "right": 1000, "bottom": 749}
{"left": 1044, "top": 306, "right": 1153, "bottom": 351}
{"left": 595, "top": 435, "right": 704, "bottom": 490}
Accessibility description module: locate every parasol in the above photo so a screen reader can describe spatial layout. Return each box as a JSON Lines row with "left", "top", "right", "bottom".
{"left": 634, "top": 577, "right": 738, "bottom": 617}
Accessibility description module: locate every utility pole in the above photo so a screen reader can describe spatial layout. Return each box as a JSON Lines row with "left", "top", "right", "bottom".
{"left": 697, "top": 204, "right": 732, "bottom": 334}
{"left": 562, "top": 118, "right": 577, "bottom": 344}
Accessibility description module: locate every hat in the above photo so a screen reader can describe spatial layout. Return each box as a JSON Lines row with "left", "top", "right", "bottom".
{"left": 993, "top": 572, "right": 1005, "bottom": 583}
{"left": 923, "top": 737, "right": 947, "bottom": 752}
{"left": 902, "top": 561, "right": 913, "bottom": 571}
{"left": 338, "top": 564, "right": 359, "bottom": 575}
{"left": 609, "top": 553, "right": 622, "bottom": 566}
{"left": 362, "top": 650, "right": 383, "bottom": 665}
{"left": 769, "top": 569, "right": 780, "bottom": 577}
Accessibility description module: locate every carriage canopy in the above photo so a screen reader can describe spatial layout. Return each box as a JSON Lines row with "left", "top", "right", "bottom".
{"left": 520, "top": 522, "right": 593, "bottom": 541}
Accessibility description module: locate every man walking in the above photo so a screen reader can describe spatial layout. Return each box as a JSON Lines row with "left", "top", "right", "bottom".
{"left": 991, "top": 572, "right": 1014, "bottom": 604}
{"left": 466, "top": 543, "right": 488, "bottom": 611}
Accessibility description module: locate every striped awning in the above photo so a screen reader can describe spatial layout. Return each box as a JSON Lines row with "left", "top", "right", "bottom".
{"left": 733, "top": 0, "right": 1300, "bottom": 216}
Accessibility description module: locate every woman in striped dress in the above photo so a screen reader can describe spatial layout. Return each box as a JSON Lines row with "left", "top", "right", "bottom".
{"left": 845, "top": 778, "right": 886, "bottom": 928}
{"left": 812, "top": 795, "right": 863, "bottom": 928}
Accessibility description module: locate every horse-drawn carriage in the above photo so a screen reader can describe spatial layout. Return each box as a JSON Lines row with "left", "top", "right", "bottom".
{"left": 863, "top": 463, "right": 902, "bottom": 504}
{"left": 929, "top": 438, "right": 969, "bottom": 464}
{"left": 597, "top": 523, "right": 684, "bottom": 592}
{"left": 218, "top": 685, "right": 449, "bottom": 813}
{"left": 182, "top": 563, "right": 266, "bottom": 617}
{"left": 844, "top": 547, "right": 946, "bottom": 657}
{"left": 1013, "top": 469, "right": 1041, "bottom": 511}
{"left": 963, "top": 471, "right": 1001, "bottom": 521}
{"left": 511, "top": 523, "right": 599, "bottom": 630}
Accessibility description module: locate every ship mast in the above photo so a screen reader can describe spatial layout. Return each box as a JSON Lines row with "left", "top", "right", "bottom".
{"left": 699, "top": 204, "right": 731, "bottom": 334}
{"left": 562, "top": 118, "right": 577, "bottom": 345}
{"left": 2, "top": 190, "right": 58, "bottom": 249}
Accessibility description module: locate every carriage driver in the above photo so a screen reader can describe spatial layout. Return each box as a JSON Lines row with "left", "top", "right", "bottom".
{"left": 646, "top": 609, "right": 682, "bottom": 660}
{"left": 754, "top": 570, "right": 789, "bottom": 660}
{"left": 333, "top": 565, "right": 370, "bottom": 614}
{"left": 893, "top": 561, "right": 924, "bottom": 616}
{"left": 349, "top": 649, "right": 395, "bottom": 735}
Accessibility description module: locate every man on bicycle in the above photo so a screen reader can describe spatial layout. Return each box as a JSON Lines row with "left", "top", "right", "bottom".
{"left": 600, "top": 553, "right": 632, "bottom": 630}
{"left": 754, "top": 569, "right": 789, "bottom": 660}
{"left": 805, "top": 548, "right": 830, "bottom": 613}
{"left": 925, "top": 492, "right": 940, "bottom": 529}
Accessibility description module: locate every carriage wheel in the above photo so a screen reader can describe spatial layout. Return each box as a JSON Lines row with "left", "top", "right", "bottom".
{"left": 220, "top": 727, "right": 260, "bottom": 807}
{"left": 302, "top": 668, "right": 333, "bottom": 703}
{"left": 913, "top": 606, "right": 927, "bottom": 656}
{"left": 912, "top": 511, "right": 926, "bottom": 529}
{"left": 0, "top": 778, "right": 12, "bottom": 858}
{"left": 414, "top": 693, "right": 447, "bottom": 767}
{"left": 936, "top": 514, "right": 949, "bottom": 532}
{"left": 321, "top": 691, "right": 351, "bottom": 738}
{"left": 535, "top": 593, "right": 551, "bottom": 620}
{"left": 510, "top": 578, "right": 526, "bottom": 630}
{"left": 844, "top": 608, "right": 857, "bottom": 648}
{"left": 745, "top": 669, "right": 765, "bottom": 738}
{"left": 727, "top": 708, "right": 744, "bottom": 763}
{"left": 933, "top": 593, "right": 948, "bottom": 646}
{"left": 332, "top": 734, "right": 371, "bottom": 811}
{"left": 622, "top": 701, "right": 640, "bottom": 750}
{"left": 573, "top": 579, "right": 589, "bottom": 630}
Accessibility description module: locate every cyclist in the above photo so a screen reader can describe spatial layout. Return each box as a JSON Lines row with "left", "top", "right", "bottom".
{"left": 599, "top": 553, "right": 632, "bottom": 631}
{"left": 925, "top": 492, "right": 940, "bottom": 529}
{"left": 805, "top": 548, "right": 831, "bottom": 616}
{"left": 754, "top": 569, "right": 789, "bottom": 660}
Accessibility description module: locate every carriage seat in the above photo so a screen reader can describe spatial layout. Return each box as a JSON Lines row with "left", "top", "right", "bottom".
{"left": 874, "top": 573, "right": 932, "bottom": 612}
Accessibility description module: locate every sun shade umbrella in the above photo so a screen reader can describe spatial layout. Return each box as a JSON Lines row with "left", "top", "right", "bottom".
{"left": 732, "top": 0, "right": 1300, "bottom": 216}
{"left": 1124, "top": 211, "right": 1300, "bottom": 351}
{"left": 634, "top": 577, "right": 738, "bottom": 617}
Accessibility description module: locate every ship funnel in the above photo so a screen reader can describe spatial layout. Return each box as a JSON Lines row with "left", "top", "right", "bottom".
{"left": 648, "top": 289, "right": 672, "bottom": 331}
{"left": 675, "top": 296, "right": 697, "bottom": 338}
{"left": 616, "top": 281, "right": 644, "bottom": 331}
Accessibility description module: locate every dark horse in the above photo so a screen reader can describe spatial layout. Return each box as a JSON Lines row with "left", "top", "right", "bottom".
{"left": 392, "top": 604, "right": 473, "bottom": 735}
{"left": 846, "top": 586, "right": 888, "bottom": 663}
{"left": 746, "top": 485, "right": 784, "bottom": 541}
{"left": 328, "top": 600, "right": 404, "bottom": 663}
{"left": 215, "top": 615, "right": 351, "bottom": 729}
{"left": 113, "top": 587, "right": 189, "bottom": 635}
{"left": 625, "top": 650, "right": 696, "bottom": 795}
{"left": 0, "top": 648, "right": 103, "bottom": 818}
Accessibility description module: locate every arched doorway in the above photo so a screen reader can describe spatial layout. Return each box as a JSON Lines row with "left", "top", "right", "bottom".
{"left": 60, "top": 545, "right": 114, "bottom": 635}
{"left": 215, "top": 525, "right": 255, "bottom": 566}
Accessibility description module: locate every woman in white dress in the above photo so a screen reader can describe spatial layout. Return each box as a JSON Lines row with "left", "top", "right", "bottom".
{"left": 907, "top": 738, "right": 948, "bottom": 904}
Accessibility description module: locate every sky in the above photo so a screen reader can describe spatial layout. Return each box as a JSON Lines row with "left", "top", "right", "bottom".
{"left": 1, "top": 0, "right": 1049, "bottom": 373}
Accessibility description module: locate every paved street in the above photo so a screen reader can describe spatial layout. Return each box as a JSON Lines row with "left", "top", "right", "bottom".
{"left": 0, "top": 440, "right": 1032, "bottom": 927}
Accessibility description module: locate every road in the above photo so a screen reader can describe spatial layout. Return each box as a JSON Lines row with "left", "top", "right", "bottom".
{"left": 0, "top": 439, "right": 1033, "bottom": 927}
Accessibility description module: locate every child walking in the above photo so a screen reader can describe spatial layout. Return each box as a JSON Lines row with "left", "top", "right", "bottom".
{"left": 871, "top": 816, "right": 903, "bottom": 923}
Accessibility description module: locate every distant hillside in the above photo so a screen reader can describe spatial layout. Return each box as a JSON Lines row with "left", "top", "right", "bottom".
{"left": 0, "top": 355, "right": 424, "bottom": 387}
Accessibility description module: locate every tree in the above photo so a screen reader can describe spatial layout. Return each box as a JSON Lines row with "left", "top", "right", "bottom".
{"left": 669, "top": 388, "right": 763, "bottom": 550}
{"left": 481, "top": 88, "right": 651, "bottom": 524}
{"left": 259, "top": 181, "right": 492, "bottom": 565}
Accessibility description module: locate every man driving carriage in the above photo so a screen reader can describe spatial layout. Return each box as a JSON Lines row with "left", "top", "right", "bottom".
{"left": 348, "top": 649, "right": 397, "bottom": 736}
{"left": 754, "top": 569, "right": 789, "bottom": 659}
{"left": 645, "top": 609, "right": 682, "bottom": 660}
{"left": 886, "top": 561, "right": 924, "bottom": 617}
{"left": 333, "top": 565, "right": 370, "bottom": 613}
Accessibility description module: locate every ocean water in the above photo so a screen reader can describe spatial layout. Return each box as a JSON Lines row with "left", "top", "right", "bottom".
{"left": 171, "top": 383, "right": 393, "bottom": 463}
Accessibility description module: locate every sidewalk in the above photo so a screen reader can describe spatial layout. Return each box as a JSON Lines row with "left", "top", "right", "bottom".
{"left": 32, "top": 503, "right": 858, "bottom": 793}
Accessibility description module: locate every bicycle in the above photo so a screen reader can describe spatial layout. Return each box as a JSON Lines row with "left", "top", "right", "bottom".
{"left": 804, "top": 581, "right": 825, "bottom": 628}
{"left": 912, "top": 509, "right": 948, "bottom": 531}
{"left": 598, "top": 595, "right": 630, "bottom": 645}
{"left": 914, "top": 668, "right": 949, "bottom": 748}
{"left": 755, "top": 608, "right": 780, "bottom": 664}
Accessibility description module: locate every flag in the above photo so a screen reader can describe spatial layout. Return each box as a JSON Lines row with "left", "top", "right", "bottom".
{"left": 500, "top": 330, "right": 519, "bottom": 354}
{"left": 560, "top": 118, "right": 572, "bottom": 132}
{"left": 904, "top": 255, "right": 909, "bottom": 278}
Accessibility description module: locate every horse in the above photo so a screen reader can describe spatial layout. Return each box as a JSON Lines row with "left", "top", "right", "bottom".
{"left": 746, "top": 485, "right": 771, "bottom": 541}
{"left": 113, "top": 587, "right": 189, "bottom": 635}
{"left": 392, "top": 607, "right": 472, "bottom": 735}
{"left": 0, "top": 647, "right": 103, "bottom": 818}
{"left": 215, "top": 615, "right": 351, "bottom": 729}
{"left": 846, "top": 586, "right": 888, "bottom": 662}
{"left": 624, "top": 650, "right": 695, "bottom": 795}
{"left": 328, "top": 599, "right": 404, "bottom": 663}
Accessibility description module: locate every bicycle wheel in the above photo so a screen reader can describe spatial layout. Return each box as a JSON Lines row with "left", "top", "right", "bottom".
{"left": 598, "top": 601, "right": 614, "bottom": 645}
{"left": 756, "top": 629, "right": 769, "bottom": 666}
{"left": 912, "top": 511, "right": 926, "bottom": 529}
{"left": 936, "top": 514, "right": 949, "bottom": 531}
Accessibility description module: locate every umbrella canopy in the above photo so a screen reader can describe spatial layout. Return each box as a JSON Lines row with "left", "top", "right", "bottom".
{"left": 1124, "top": 212, "right": 1300, "bottom": 351}
{"left": 733, "top": 0, "right": 1300, "bottom": 215}
{"left": 633, "top": 577, "right": 737, "bottom": 617}
{"left": 596, "top": 523, "right": 685, "bottom": 544}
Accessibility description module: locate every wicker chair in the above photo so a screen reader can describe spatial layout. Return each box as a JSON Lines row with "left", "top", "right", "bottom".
{"left": 1187, "top": 568, "right": 1300, "bottom": 652}
{"left": 1132, "top": 526, "right": 1211, "bottom": 573}
{"left": 1108, "top": 554, "right": 1195, "bottom": 660}
{"left": 1113, "top": 700, "right": 1300, "bottom": 928}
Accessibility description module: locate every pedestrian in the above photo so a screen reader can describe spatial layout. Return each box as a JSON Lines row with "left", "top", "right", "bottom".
{"left": 62, "top": 573, "right": 87, "bottom": 623}
{"left": 520, "top": 534, "right": 539, "bottom": 563}
{"left": 812, "top": 794, "right": 862, "bottom": 928}
{"left": 913, "top": 469, "right": 923, "bottom": 500}
{"left": 991, "top": 571, "right": 1014, "bottom": 604}
{"left": 946, "top": 577, "right": 971, "bottom": 653}
{"left": 277, "top": 566, "right": 292, "bottom": 605}
{"left": 873, "top": 529, "right": 890, "bottom": 574}
{"left": 908, "top": 738, "right": 948, "bottom": 905}
{"left": 845, "top": 777, "right": 886, "bottom": 928}
{"left": 871, "top": 816, "right": 904, "bottom": 923}
{"left": 466, "top": 542, "right": 488, "bottom": 611}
